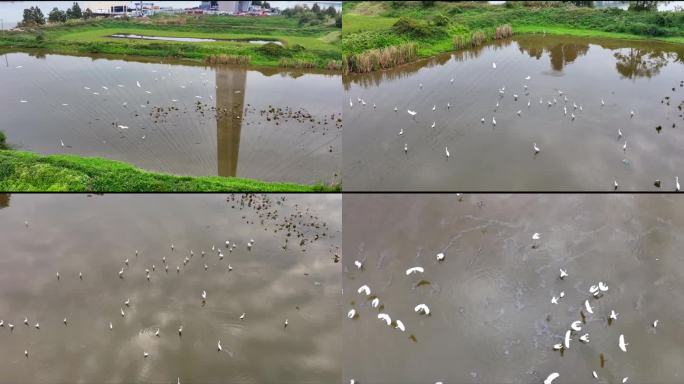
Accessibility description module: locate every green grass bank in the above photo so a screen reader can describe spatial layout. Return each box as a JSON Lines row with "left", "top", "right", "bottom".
{"left": 0, "top": 14, "right": 341, "bottom": 69}
{"left": 342, "top": 1, "right": 684, "bottom": 72}
{"left": 0, "top": 150, "right": 338, "bottom": 192}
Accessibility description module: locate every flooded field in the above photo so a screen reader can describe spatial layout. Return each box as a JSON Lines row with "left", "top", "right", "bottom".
{"left": 0, "top": 193, "right": 341, "bottom": 383}
{"left": 343, "top": 194, "right": 684, "bottom": 383}
{"left": 343, "top": 35, "right": 684, "bottom": 191}
{"left": 0, "top": 52, "right": 341, "bottom": 184}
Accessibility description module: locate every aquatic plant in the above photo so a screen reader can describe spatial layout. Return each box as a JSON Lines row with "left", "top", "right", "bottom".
{"left": 345, "top": 42, "right": 417, "bottom": 73}
{"left": 204, "top": 55, "right": 251, "bottom": 65}
{"left": 471, "top": 30, "right": 486, "bottom": 46}
{"left": 278, "top": 58, "right": 316, "bottom": 68}
{"left": 495, "top": 24, "right": 513, "bottom": 39}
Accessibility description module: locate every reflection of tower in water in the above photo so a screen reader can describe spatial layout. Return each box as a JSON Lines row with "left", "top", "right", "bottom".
{"left": 215, "top": 65, "right": 247, "bottom": 177}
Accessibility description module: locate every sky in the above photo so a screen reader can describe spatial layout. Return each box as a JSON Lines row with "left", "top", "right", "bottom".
{"left": 0, "top": 1, "right": 342, "bottom": 26}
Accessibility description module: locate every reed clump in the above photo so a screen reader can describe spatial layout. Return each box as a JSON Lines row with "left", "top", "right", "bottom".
{"left": 278, "top": 58, "right": 316, "bottom": 68}
{"left": 326, "top": 60, "right": 343, "bottom": 71}
{"left": 471, "top": 31, "right": 486, "bottom": 46}
{"left": 346, "top": 43, "right": 417, "bottom": 73}
{"left": 204, "top": 55, "right": 251, "bottom": 65}
{"left": 495, "top": 24, "right": 513, "bottom": 39}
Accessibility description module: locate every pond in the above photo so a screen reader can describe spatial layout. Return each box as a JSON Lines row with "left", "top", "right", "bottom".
{"left": 0, "top": 193, "right": 341, "bottom": 383}
{"left": 343, "top": 35, "right": 684, "bottom": 191}
{"left": 343, "top": 194, "right": 684, "bottom": 383}
{"left": 0, "top": 52, "right": 341, "bottom": 185}
{"left": 110, "top": 34, "right": 285, "bottom": 46}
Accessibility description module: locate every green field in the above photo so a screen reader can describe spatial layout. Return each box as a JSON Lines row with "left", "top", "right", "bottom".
{"left": 342, "top": 1, "right": 684, "bottom": 71}
{"left": 0, "top": 14, "right": 341, "bottom": 69}
{"left": 0, "top": 150, "right": 338, "bottom": 192}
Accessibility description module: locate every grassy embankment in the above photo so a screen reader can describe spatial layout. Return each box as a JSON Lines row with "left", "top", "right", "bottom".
{"left": 0, "top": 14, "right": 341, "bottom": 69}
{"left": 0, "top": 150, "right": 339, "bottom": 192}
{"left": 342, "top": 1, "right": 684, "bottom": 72}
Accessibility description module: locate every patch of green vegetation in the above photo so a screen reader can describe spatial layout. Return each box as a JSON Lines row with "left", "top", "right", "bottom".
{"left": 342, "top": 1, "right": 684, "bottom": 71}
{"left": 0, "top": 131, "right": 8, "bottom": 150}
{"left": 0, "top": 150, "right": 339, "bottom": 192}
{"left": 1, "top": 14, "right": 341, "bottom": 69}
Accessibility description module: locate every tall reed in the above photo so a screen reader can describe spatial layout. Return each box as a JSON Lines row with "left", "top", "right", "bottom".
{"left": 495, "top": 24, "right": 513, "bottom": 39}
{"left": 346, "top": 43, "right": 417, "bottom": 73}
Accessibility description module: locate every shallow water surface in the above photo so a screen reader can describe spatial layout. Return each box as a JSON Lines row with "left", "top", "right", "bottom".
{"left": 0, "top": 193, "right": 341, "bottom": 383}
{"left": 344, "top": 35, "right": 684, "bottom": 190}
{"left": 343, "top": 194, "right": 684, "bottom": 383}
{"left": 0, "top": 52, "right": 341, "bottom": 184}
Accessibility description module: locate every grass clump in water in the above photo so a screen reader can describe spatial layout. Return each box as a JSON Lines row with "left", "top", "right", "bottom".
{"left": 278, "top": 58, "right": 316, "bottom": 68}
{"left": 344, "top": 42, "right": 417, "bottom": 73}
{"left": 495, "top": 24, "right": 513, "bottom": 39}
{"left": 204, "top": 54, "right": 251, "bottom": 65}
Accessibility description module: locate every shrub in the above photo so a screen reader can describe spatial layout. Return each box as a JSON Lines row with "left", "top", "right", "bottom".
{"left": 432, "top": 14, "right": 450, "bottom": 27}
{"left": 258, "top": 42, "right": 288, "bottom": 56}
{"left": 0, "top": 131, "right": 7, "bottom": 150}
{"left": 35, "top": 31, "right": 45, "bottom": 42}
{"left": 291, "top": 43, "right": 306, "bottom": 52}
{"left": 392, "top": 17, "right": 434, "bottom": 38}
{"left": 495, "top": 24, "right": 513, "bottom": 39}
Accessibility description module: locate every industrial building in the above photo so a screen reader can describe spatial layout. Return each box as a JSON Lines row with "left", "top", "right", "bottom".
{"left": 200, "top": 1, "right": 252, "bottom": 14}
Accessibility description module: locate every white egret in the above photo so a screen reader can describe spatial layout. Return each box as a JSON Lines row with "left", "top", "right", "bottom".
{"left": 394, "top": 107, "right": 398, "bottom": 112}
{"left": 610, "top": 310, "right": 619, "bottom": 321}
{"left": 178, "top": 325, "right": 183, "bottom": 336}
{"left": 399, "top": 128, "right": 404, "bottom": 135}
{"left": 517, "top": 110, "right": 521, "bottom": 116}
{"left": 431, "top": 121, "right": 436, "bottom": 128}
{"left": 618, "top": 334, "right": 628, "bottom": 352}
{"left": 414, "top": 304, "right": 431, "bottom": 315}
{"left": 25, "top": 350, "right": 28, "bottom": 357}
{"left": 432, "top": 105, "right": 436, "bottom": 111}
{"left": 653, "top": 319, "right": 659, "bottom": 328}
{"left": 284, "top": 319, "right": 289, "bottom": 328}
{"left": 24, "top": 317, "right": 28, "bottom": 325}
{"left": 492, "top": 117, "right": 496, "bottom": 126}
{"left": 544, "top": 372, "right": 559, "bottom": 384}
{"left": 525, "top": 76, "right": 531, "bottom": 80}
{"left": 202, "top": 290, "right": 207, "bottom": 301}
{"left": 144, "top": 352, "right": 149, "bottom": 358}
{"left": 481, "top": 117, "right": 485, "bottom": 123}
{"left": 598, "top": 282, "right": 609, "bottom": 292}
{"left": 124, "top": 298, "right": 130, "bottom": 306}
{"left": 35, "top": 322, "right": 40, "bottom": 329}
{"left": 513, "top": 94, "right": 518, "bottom": 100}
{"left": 155, "top": 328, "right": 160, "bottom": 337}
{"left": 445, "top": 147, "right": 450, "bottom": 158}
{"left": 217, "top": 340, "right": 222, "bottom": 352}
{"left": 584, "top": 300, "right": 593, "bottom": 314}
{"left": 630, "top": 110, "right": 634, "bottom": 118}
{"left": 136, "top": 81, "right": 141, "bottom": 88}
{"left": 580, "top": 334, "right": 590, "bottom": 343}
{"left": 614, "top": 179, "right": 619, "bottom": 190}
{"left": 405, "top": 267, "right": 424, "bottom": 275}
{"left": 436, "top": 252, "right": 445, "bottom": 261}
{"left": 564, "top": 329, "right": 572, "bottom": 349}
{"left": 347, "top": 309, "right": 356, "bottom": 319}
{"left": 404, "top": 143, "right": 408, "bottom": 153}
{"left": 570, "top": 321, "right": 582, "bottom": 332}
{"left": 533, "top": 143, "right": 540, "bottom": 154}
{"left": 121, "top": 308, "right": 125, "bottom": 317}
{"left": 623, "top": 378, "right": 629, "bottom": 383}
{"left": 109, "top": 322, "right": 113, "bottom": 330}
{"left": 371, "top": 297, "right": 380, "bottom": 308}
{"left": 395, "top": 320, "right": 406, "bottom": 332}
{"left": 407, "top": 109, "right": 416, "bottom": 116}
{"left": 623, "top": 141, "right": 627, "bottom": 152}
{"left": 358, "top": 285, "right": 371, "bottom": 296}
{"left": 354, "top": 260, "right": 363, "bottom": 270}
{"left": 551, "top": 296, "right": 558, "bottom": 305}
{"left": 559, "top": 269, "right": 568, "bottom": 279}
{"left": 532, "top": 233, "right": 541, "bottom": 240}
{"left": 593, "top": 371, "right": 598, "bottom": 379}
{"left": 601, "top": 99, "right": 605, "bottom": 106}
{"left": 553, "top": 343, "right": 563, "bottom": 350}
{"left": 492, "top": 62, "right": 496, "bottom": 69}
{"left": 676, "top": 176, "right": 680, "bottom": 192}
{"left": 240, "top": 313, "right": 246, "bottom": 320}
{"left": 377, "top": 313, "right": 391, "bottom": 325}
{"left": 618, "top": 128, "right": 623, "bottom": 138}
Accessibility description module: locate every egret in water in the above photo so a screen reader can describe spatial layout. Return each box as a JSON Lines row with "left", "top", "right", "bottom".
{"left": 144, "top": 352, "right": 150, "bottom": 358}
{"left": 394, "top": 107, "right": 398, "bottom": 112}
{"left": 406, "top": 267, "right": 424, "bottom": 275}
{"left": 601, "top": 99, "right": 605, "bottom": 106}
{"left": 579, "top": 333, "right": 590, "bottom": 343}
{"left": 610, "top": 310, "right": 619, "bottom": 321}
{"left": 24, "top": 317, "right": 29, "bottom": 325}
{"left": 419, "top": 83, "right": 423, "bottom": 89}
{"left": 551, "top": 296, "right": 559, "bottom": 305}
{"left": 492, "top": 62, "right": 496, "bottom": 69}
{"left": 614, "top": 179, "right": 619, "bottom": 190}
{"left": 436, "top": 252, "right": 445, "bottom": 261}
{"left": 377, "top": 313, "right": 391, "bottom": 326}
{"left": 571, "top": 113, "right": 575, "bottom": 120}
{"left": 358, "top": 285, "right": 371, "bottom": 296}
{"left": 492, "top": 117, "right": 496, "bottom": 126}
{"left": 571, "top": 321, "right": 582, "bottom": 332}
{"left": 19, "top": 99, "right": 28, "bottom": 103}
{"left": 481, "top": 117, "right": 485, "bottom": 124}
{"left": 34, "top": 322, "right": 40, "bottom": 330}
{"left": 618, "top": 128, "right": 623, "bottom": 138}
{"left": 619, "top": 334, "right": 628, "bottom": 352}
{"left": 544, "top": 372, "right": 559, "bottom": 384}
{"left": 415, "top": 304, "right": 431, "bottom": 316}
{"left": 228, "top": 264, "right": 233, "bottom": 271}
{"left": 121, "top": 308, "right": 125, "bottom": 317}
{"left": 124, "top": 298, "right": 130, "bottom": 307}
{"left": 60, "top": 139, "right": 65, "bottom": 148}
{"left": 371, "top": 297, "right": 380, "bottom": 308}
{"left": 395, "top": 320, "right": 406, "bottom": 332}
{"left": 56, "top": 272, "right": 60, "bottom": 280}
{"left": 284, "top": 319, "right": 289, "bottom": 328}
{"left": 25, "top": 350, "right": 28, "bottom": 358}
{"left": 404, "top": 143, "right": 408, "bottom": 153}
{"left": 136, "top": 81, "right": 141, "bottom": 88}
{"left": 155, "top": 328, "right": 160, "bottom": 337}
{"left": 527, "top": 100, "right": 531, "bottom": 108}
{"left": 431, "top": 121, "right": 436, "bottom": 128}
{"left": 240, "top": 313, "right": 246, "bottom": 320}
{"left": 564, "top": 329, "right": 572, "bottom": 349}
{"left": 676, "top": 176, "right": 680, "bottom": 192}
{"left": 532, "top": 232, "right": 541, "bottom": 240}
{"left": 450, "top": 78, "right": 454, "bottom": 83}
{"left": 447, "top": 102, "right": 451, "bottom": 109}
{"left": 630, "top": 110, "right": 634, "bottom": 118}
{"left": 9, "top": 324, "right": 14, "bottom": 331}
{"left": 109, "top": 322, "right": 113, "bottom": 330}
{"left": 593, "top": 371, "right": 599, "bottom": 379}
{"left": 553, "top": 343, "right": 563, "bottom": 350}
{"left": 373, "top": 103, "right": 376, "bottom": 109}
{"left": 202, "top": 290, "right": 207, "bottom": 302}
{"left": 533, "top": 143, "right": 540, "bottom": 154}
{"left": 525, "top": 76, "right": 531, "bottom": 80}
{"left": 0, "top": 320, "right": 3, "bottom": 327}
{"left": 178, "top": 325, "right": 183, "bottom": 336}
{"left": 598, "top": 281, "right": 609, "bottom": 292}
{"left": 408, "top": 109, "right": 417, "bottom": 116}
{"left": 354, "top": 260, "right": 363, "bottom": 270}
{"left": 564, "top": 106, "right": 567, "bottom": 116}
{"left": 517, "top": 110, "right": 522, "bottom": 116}
{"left": 585, "top": 300, "right": 593, "bottom": 314}
{"left": 653, "top": 320, "right": 659, "bottom": 328}
{"left": 432, "top": 105, "right": 436, "bottom": 111}
{"left": 513, "top": 94, "right": 518, "bottom": 101}
{"left": 445, "top": 147, "right": 450, "bottom": 158}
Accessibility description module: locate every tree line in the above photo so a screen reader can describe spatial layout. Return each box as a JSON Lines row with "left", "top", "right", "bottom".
{"left": 20, "top": 3, "right": 95, "bottom": 26}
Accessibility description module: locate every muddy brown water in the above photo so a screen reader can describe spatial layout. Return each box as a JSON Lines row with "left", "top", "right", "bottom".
{"left": 0, "top": 52, "right": 341, "bottom": 185}
{"left": 0, "top": 193, "right": 341, "bottom": 383}
{"left": 343, "top": 194, "right": 684, "bottom": 383}
{"left": 343, "top": 35, "right": 684, "bottom": 191}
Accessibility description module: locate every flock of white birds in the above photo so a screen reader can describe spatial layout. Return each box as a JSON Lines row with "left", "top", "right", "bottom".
{"left": 0, "top": 221, "right": 293, "bottom": 384}
{"left": 348, "top": 61, "right": 681, "bottom": 191}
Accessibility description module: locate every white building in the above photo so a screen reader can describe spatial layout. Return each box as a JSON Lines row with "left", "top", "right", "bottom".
{"left": 200, "top": 1, "right": 252, "bottom": 14}
{"left": 82, "top": 1, "right": 130, "bottom": 14}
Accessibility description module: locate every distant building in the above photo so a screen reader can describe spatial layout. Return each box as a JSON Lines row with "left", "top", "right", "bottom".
{"left": 200, "top": 1, "right": 252, "bottom": 14}
{"left": 82, "top": 1, "right": 130, "bottom": 15}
